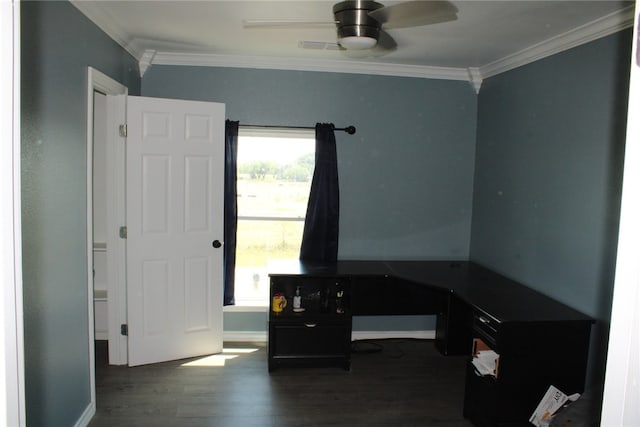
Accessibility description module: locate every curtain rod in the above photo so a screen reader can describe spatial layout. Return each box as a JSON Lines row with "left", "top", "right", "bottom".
{"left": 240, "top": 123, "right": 356, "bottom": 135}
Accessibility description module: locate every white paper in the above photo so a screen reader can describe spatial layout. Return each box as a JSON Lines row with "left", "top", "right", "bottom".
{"left": 471, "top": 349, "right": 499, "bottom": 377}
{"left": 529, "top": 385, "right": 580, "bottom": 427}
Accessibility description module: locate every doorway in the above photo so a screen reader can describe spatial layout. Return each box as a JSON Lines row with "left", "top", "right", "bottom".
{"left": 86, "top": 68, "right": 128, "bottom": 416}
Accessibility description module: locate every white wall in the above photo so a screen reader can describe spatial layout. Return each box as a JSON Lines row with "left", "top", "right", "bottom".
{"left": 600, "top": 2, "right": 640, "bottom": 426}
{"left": 1, "top": 1, "right": 25, "bottom": 425}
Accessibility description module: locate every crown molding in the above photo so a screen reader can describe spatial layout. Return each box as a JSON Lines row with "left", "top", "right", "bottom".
{"left": 467, "top": 68, "right": 483, "bottom": 94}
{"left": 139, "top": 50, "right": 157, "bottom": 77}
{"left": 479, "top": 5, "right": 635, "bottom": 80}
{"left": 70, "top": 0, "right": 144, "bottom": 59}
{"left": 152, "top": 51, "right": 472, "bottom": 81}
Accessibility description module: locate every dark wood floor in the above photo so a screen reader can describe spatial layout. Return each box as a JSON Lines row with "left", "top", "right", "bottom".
{"left": 90, "top": 339, "right": 474, "bottom": 427}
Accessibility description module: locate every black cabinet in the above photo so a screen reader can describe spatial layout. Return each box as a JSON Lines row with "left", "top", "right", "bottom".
{"left": 351, "top": 275, "right": 444, "bottom": 316}
{"left": 268, "top": 275, "right": 352, "bottom": 371}
{"left": 462, "top": 308, "right": 592, "bottom": 426}
{"left": 436, "top": 292, "right": 473, "bottom": 356}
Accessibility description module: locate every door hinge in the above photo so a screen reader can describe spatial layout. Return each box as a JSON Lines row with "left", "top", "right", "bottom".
{"left": 120, "top": 324, "right": 128, "bottom": 336}
{"left": 119, "top": 226, "right": 127, "bottom": 239}
{"left": 119, "top": 124, "right": 127, "bottom": 137}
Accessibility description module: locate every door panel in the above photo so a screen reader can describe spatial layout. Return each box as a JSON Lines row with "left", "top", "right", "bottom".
{"left": 185, "top": 256, "right": 211, "bottom": 331}
{"left": 142, "top": 155, "right": 170, "bottom": 233}
{"left": 185, "top": 156, "right": 212, "bottom": 232}
{"left": 142, "top": 259, "right": 169, "bottom": 336}
{"left": 126, "top": 95, "right": 225, "bottom": 366}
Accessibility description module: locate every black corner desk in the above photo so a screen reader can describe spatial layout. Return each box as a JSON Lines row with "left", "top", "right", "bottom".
{"left": 268, "top": 260, "right": 594, "bottom": 427}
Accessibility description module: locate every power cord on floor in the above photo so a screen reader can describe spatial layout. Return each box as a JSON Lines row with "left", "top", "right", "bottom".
{"left": 350, "top": 340, "right": 384, "bottom": 354}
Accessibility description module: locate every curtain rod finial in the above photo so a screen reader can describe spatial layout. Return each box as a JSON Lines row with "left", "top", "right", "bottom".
{"left": 345, "top": 126, "right": 356, "bottom": 135}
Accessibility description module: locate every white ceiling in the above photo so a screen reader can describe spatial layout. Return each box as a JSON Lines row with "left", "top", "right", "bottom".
{"left": 72, "top": 1, "right": 635, "bottom": 85}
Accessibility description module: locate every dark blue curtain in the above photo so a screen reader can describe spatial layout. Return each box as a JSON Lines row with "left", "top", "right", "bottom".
{"left": 223, "top": 120, "right": 239, "bottom": 305}
{"left": 299, "top": 123, "right": 340, "bottom": 262}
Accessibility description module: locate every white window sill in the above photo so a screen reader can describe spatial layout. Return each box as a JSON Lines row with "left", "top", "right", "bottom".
{"left": 224, "top": 304, "right": 268, "bottom": 313}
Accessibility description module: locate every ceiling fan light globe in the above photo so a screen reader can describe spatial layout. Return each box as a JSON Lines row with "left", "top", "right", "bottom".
{"left": 338, "top": 36, "right": 377, "bottom": 50}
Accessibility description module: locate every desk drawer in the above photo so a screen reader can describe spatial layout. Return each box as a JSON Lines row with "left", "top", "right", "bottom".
{"left": 472, "top": 311, "right": 500, "bottom": 348}
{"left": 270, "top": 320, "right": 351, "bottom": 357}
{"left": 268, "top": 318, "right": 352, "bottom": 371}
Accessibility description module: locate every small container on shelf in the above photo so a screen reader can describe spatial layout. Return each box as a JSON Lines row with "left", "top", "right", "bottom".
{"left": 293, "top": 286, "right": 305, "bottom": 312}
{"left": 336, "top": 290, "right": 345, "bottom": 314}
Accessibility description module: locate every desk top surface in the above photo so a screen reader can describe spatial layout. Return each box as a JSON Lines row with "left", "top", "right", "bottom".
{"left": 268, "top": 260, "right": 594, "bottom": 324}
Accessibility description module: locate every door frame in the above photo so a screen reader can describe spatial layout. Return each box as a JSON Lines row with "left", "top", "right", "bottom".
{"left": 85, "top": 67, "right": 129, "bottom": 406}
{"left": 2, "top": 1, "right": 25, "bottom": 425}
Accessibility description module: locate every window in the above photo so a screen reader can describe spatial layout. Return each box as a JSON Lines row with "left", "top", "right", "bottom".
{"left": 234, "top": 127, "right": 315, "bottom": 306}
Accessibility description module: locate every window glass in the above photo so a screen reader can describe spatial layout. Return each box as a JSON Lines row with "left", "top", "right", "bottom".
{"left": 234, "top": 128, "right": 315, "bottom": 306}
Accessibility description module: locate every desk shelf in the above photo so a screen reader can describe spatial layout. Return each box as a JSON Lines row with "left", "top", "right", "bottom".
{"left": 268, "top": 275, "right": 352, "bottom": 372}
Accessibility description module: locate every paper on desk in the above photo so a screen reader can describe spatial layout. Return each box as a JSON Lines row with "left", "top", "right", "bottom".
{"left": 529, "top": 385, "right": 580, "bottom": 427}
{"left": 471, "top": 349, "right": 499, "bottom": 377}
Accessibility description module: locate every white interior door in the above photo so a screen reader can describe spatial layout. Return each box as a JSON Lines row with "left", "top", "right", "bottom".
{"left": 126, "top": 95, "right": 225, "bottom": 366}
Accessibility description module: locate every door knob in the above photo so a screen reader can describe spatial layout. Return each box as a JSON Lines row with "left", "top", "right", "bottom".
{"left": 212, "top": 240, "right": 222, "bottom": 248}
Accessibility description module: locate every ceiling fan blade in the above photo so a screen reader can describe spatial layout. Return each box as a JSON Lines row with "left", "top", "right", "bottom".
{"left": 243, "top": 19, "right": 336, "bottom": 28}
{"left": 376, "top": 29, "right": 397, "bottom": 51}
{"left": 368, "top": 0, "right": 458, "bottom": 29}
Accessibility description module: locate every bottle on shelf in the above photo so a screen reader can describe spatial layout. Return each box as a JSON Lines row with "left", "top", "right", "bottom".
{"left": 293, "top": 286, "right": 302, "bottom": 311}
{"left": 336, "top": 289, "right": 344, "bottom": 314}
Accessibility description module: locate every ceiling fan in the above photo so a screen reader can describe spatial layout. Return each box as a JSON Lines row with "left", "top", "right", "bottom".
{"left": 243, "top": 0, "right": 458, "bottom": 53}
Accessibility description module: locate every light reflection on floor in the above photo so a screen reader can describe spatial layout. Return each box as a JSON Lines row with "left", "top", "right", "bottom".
{"left": 180, "top": 347, "right": 259, "bottom": 367}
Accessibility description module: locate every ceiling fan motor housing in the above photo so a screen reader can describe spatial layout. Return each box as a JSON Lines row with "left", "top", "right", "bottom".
{"left": 333, "top": 0, "right": 384, "bottom": 45}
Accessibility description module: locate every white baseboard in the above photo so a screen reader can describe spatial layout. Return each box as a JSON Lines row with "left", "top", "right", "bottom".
{"left": 223, "top": 331, "right": 268, "bottom": 342}
{"left": 223, "top": 330, "right": 436, "bottom": 343}
{"left": 74, "top": 402, "right": 95, "bottom": 427}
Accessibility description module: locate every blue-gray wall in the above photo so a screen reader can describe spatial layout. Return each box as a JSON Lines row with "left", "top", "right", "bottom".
{"left": 142, "top": 66, "right": 478, "bottom": 334}
{"left": 142, "top": 31, "right": 632, "bottom": 341}
{"left": 222, "top": 311, "right": 436, "bottom": 335}
{"left": 21, "top": 2, "right": 140, "bottom": 426}
{"left": 142, "top": 66, "right": 478, "bottom": 260}
{"left": 470, "top": 30, "right": 632, "bottom": 386}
